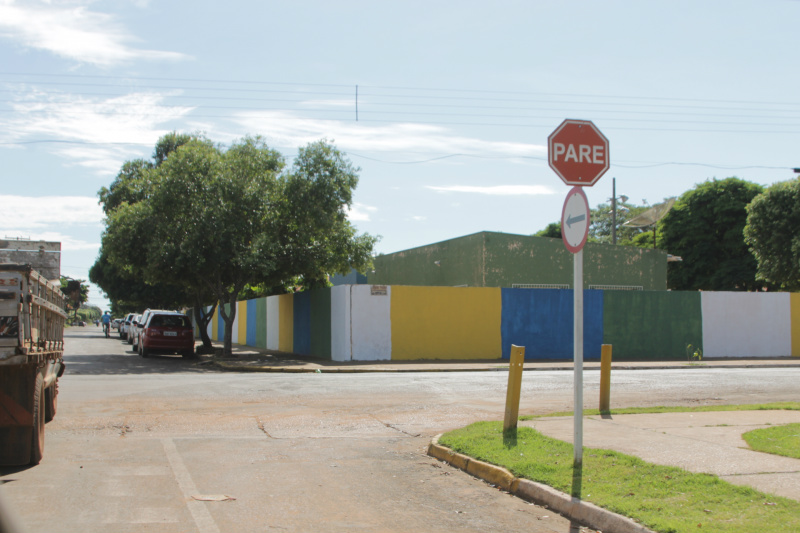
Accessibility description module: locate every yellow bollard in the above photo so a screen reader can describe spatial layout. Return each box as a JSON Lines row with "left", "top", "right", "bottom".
{"left": 599, "top": 344, "right": 612, "bottom": 412}
{"left": 503, "top": 345, "right": 525, "bottom": 432}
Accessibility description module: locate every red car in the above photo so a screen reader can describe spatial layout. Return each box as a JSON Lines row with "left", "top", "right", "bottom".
{"left": 138, "top": 312, "right": 195, "bottom": 359}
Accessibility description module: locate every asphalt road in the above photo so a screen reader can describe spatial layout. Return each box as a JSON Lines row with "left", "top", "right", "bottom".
{"left": 2, "top": 327, "right": 798, "bottom": 533}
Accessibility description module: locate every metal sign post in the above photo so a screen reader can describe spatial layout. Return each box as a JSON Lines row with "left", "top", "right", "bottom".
{"left": 560, "top": 186, "right": 590, "bottom": 477}
{"left": 573, "top": 249, "right": 583, "bottom": 470}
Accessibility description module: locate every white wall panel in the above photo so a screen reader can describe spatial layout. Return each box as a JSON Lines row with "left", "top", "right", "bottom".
{"left": 351, "top": 285, "right": 392, "bottom": 361}
{"left": 330, "top": 285, "right": 351, "bottom": 361}
{"left": 230, "top": 308, "right": 239, "bottom": 344}
{"left": 702, "top": 292, "right": 791, "bottom": 358}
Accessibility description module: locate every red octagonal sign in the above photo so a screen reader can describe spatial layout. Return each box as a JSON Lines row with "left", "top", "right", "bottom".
{"left": 548, "top": 119, "right": 609, "bottom": 187}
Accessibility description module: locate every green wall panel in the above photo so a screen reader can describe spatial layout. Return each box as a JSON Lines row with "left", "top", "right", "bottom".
{"left": 310, "top": 288, "right": 332, "bottom": 359}
{"left": 603, "top": 291, "right": 702, "bottom": 360}
{"left": 256, "top": 297, "right": 267, "bottom": 349}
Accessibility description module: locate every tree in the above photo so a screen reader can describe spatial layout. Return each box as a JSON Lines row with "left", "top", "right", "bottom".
{"left": 660, "top": 177, "right": 765, "bottom": 291}
{"left": 92, "top": 132, "right": 219, "bottom": 347}
{"left": 101, "top": 136, "right": 376, "bottom": 356}
{"left": 744, "top": 178, "right": 800, "bottom": 291}
{"left": 589, "top": 201, "right": 651, "bottom": 245}
{"left": 534, "top": 222, "right": 561, "bottom": 239}
{"left": 59, "top": 277, "right": 89, "bottom": 322}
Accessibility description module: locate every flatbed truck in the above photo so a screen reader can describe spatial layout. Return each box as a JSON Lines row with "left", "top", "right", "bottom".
{"left": 0, "top": 241, "right": 67, "bottom": 466}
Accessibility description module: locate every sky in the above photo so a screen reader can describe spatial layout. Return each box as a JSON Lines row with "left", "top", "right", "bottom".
{"left": 1, "top": 0, "right": 799, "bottom": 310}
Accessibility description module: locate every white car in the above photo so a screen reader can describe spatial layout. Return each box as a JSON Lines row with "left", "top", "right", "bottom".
{"left": 120, "top": 313, "right": 135, "bottom": 339}
{"left": 127, "top": 314, "right": 141, "bottom": 344}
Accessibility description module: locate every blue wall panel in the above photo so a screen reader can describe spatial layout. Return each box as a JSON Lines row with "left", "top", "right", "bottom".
{"left": 246, "top": 299, "right": 258, "bottom": 346}
{"left": 501, "top": 289, "right": 604, "bottom": 360}
{"left": 293, "top": 291, "right": 311, "bottom": 355}
{"left": 217, "top": 305, "right": 226, "bottom": 342}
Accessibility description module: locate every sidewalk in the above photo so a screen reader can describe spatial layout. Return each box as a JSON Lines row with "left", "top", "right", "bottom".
{"left": 430, "top": 409, "right": 800, "bottom": 533}
{"left": 205, "top": 341, "right": 800, "bottom": 373}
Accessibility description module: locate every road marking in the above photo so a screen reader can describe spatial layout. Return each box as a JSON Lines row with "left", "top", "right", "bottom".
{"left": 161, "top": 438, "right": 221, "bottom": 533}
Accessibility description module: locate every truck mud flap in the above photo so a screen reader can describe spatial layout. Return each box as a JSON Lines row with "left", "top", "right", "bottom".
{"left": 0, "top": 427, "right": 33, "bottom": 466}
{"left": 0, "top": 364, "right": 36, "bottom": 466}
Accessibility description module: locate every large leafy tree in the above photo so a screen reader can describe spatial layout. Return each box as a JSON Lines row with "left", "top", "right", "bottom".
{"left": 91, "top": 132, "right": 219, "bottom": 348}
{"left": 660, "top": 177, "right": 765, "bottom": 291}
{"left": 101, "top": 136, "right": 376, "bottom": 356}
{"left": 744, "top": 178, "right": 800, "bottom": 291}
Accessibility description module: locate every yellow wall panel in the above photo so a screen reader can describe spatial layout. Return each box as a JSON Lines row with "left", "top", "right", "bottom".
{"left": 237, "top": 300, "right": 247, "bottom": 344}
{"left": 792, "top": 293, "right": 800, "bottom": 357}
{"left": 211, "top": 305, "right": 218, "bottom": 340}
{"left": 279, "top": 293, "right": 294, "bottom": 353}
{"left": 391, "top": 286, "right": 502, "bottom": 360}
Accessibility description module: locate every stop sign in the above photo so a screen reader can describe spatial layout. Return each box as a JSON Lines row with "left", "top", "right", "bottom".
{"left": 548, "top": 119, "right": 609, "bottom": 186}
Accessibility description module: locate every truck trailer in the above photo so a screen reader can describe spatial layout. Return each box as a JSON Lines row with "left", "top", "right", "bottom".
{"left": 0, "top": 240, "right": 67, "bottom": 465}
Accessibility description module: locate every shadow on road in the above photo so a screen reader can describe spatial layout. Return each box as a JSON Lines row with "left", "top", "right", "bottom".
{"left": 63, "top": 352, "right": 218, "bottom": 375}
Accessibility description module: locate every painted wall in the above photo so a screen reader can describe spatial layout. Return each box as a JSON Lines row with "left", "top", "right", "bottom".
{"left": 701, "top": 292, "right": 791, "bottom": 358}
{"left": 603, "top": 291, "right": 702, "bottom": 360}
{"left": 266, "top": 296, "right": 280, "bottom": 351}
{"left": 351, "top": 285, "right": 392, "bottom": 361}
{"left": 501, "top": 289, "right": 603, "bottom": 360}
{"left": 793, "top": 294, "right": 800, "bottom": 357}
{"left": 391, "top": 286, "right": 501, "bottom": 360}
{"left": 205, "top": 286, "right": 800, "bottom": 362}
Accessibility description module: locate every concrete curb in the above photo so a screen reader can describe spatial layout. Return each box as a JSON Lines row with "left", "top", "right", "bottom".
{"left": 210, "top": 361, "right": 800, "bottom": 374}
{"left": 427, "top": 435, "right": 655, "bottom": 533}
{"left": 211, "top": 361, "right": 512, "bottom": 373}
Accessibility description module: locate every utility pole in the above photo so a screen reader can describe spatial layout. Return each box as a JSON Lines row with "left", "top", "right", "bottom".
{"left": 612, "top": 178, "right": 617, "bottom": 245}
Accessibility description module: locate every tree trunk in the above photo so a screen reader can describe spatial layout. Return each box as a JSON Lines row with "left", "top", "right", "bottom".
{"left": 219, "top": 294, "right": 237, "bottom": 357}
{"left": 192, "top": 298, "right": 217, "bottom": 351}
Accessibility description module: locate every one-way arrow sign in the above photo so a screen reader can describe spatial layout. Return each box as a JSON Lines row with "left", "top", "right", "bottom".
{"left": 561, "top": 187, "right": 590, "bottom": 253}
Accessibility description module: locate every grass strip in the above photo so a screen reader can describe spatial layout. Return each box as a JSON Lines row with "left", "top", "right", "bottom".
{"left": 520, "top": 401, "right": 800, "bottom": 420}
{"left": 439, "top": 421, "right": 799, "bottom": 533}
{"left": 742, "top": 423, "right": 800, "bottom": 460}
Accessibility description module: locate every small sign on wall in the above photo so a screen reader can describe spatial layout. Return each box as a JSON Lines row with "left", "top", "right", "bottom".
{"left": 370, "top": 285, "right": 388, "bottom": 296}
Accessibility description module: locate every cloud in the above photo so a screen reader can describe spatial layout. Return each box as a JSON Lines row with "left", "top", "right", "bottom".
{"left": 231, "top": 110, "right": 543, "bottom": 160}
{"left": 425, "top": 185, "right": 556, "bottom": 196}
{"left": 347, "top": 202, "right": 378, "bottom": 222}
{"left": 0, "top": 89, "right": 195, "bottom": 174}
{"left": 0, "top": 0, "right": 188, "bottom": 66}
{"left": 0, "top": 195, "right": 103, "bottom": 229}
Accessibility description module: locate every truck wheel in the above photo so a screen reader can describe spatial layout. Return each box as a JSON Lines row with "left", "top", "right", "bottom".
{"left": 139, "top": 344, "right": 149, "bottom": 358}
{"left": 30, "top": 374, "right": 45, "bottom": 465}
{"left": 45, "top": 383, "right": 58, "bottom": 422}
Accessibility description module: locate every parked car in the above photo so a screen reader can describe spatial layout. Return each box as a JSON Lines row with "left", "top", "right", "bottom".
{"left": 121, "top": 313, "right": 135, "bottom": 340}
{"left": 132, "top": 309, "right": 169, "bottom": 351}
{"left": 126, "top": 313, "right": 140, "bottom": 344}
{"left": 138, "top": 311, "right": 195, "bottom": 359}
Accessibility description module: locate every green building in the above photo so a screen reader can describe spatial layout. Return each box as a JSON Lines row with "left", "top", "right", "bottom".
{"left": 367, "top": 231, "right": 667, "bottom": 290}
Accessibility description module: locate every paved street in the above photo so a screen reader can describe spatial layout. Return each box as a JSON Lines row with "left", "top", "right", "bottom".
{"left": 2, "top": 327, "right": 798, "bottom": 532}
